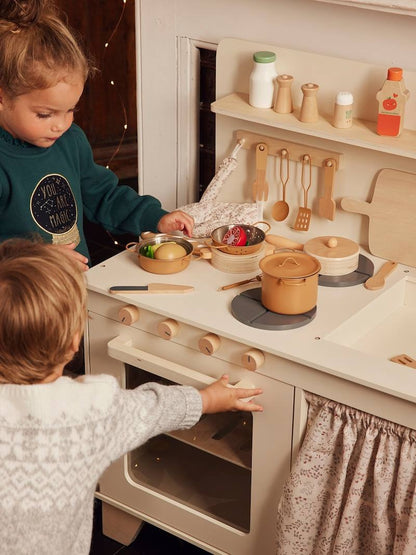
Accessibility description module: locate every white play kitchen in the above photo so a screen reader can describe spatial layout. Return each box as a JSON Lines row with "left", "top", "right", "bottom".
{"left": 85, "top": 30, "right": 416, "bottom": 555}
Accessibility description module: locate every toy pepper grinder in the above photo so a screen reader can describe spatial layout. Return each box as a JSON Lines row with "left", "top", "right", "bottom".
{"left": 299, "top": 83, "right": 319, "bottom": 123}
{"left": 376, "top": 67, "right": 409, "bottom": 137}
{"left": 274, "top": 74, "right": 294, "bottom": 114}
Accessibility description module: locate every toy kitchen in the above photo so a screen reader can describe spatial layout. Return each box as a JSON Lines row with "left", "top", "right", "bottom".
{"left": 85, "top": 6, "right": 416, "bottom": 554}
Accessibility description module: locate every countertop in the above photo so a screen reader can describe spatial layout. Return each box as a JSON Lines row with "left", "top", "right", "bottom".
{"left": 86, "top": 247, "right": 416, "bottom": 410}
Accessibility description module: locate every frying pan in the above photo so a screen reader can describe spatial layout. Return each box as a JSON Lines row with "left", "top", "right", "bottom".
{"left": 210, "top": 222, "right": 271, "bottom": 255}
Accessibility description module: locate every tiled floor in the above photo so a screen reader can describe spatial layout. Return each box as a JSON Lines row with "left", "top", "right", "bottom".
{"left": 90, "top": 500, "right": 209, "bottom": 555}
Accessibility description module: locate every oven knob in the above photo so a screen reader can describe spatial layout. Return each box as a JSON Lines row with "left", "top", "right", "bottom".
{"left": 198, "top": 333, "right": 220, "bottom": 355}
{"left": 118, "top": 305, "right": 140, "bottom": 326}
{"left": 241, "top": 349, "right": 265, "bottom": 371}
{"left": 157, "top": 319, "right": 179, "bottom": 340}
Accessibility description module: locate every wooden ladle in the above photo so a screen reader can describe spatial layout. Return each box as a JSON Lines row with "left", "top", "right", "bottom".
{"left": 272, "top": 149, "right": 290, "bottom": 221}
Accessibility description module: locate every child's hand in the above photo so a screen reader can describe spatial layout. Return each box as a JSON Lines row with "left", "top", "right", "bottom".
{"left": 54, "top": 243, "right": 89, "bottom": 272}
{"left": 200, "top": 375, "right": 263, "bottom": 414}
{"left": 157, "top": 210, "right": 194, "bottom": 237}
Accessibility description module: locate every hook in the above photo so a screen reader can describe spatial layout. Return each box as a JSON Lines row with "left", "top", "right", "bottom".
{"left": 230, "top": 139, "right": 245, "bottom": 159}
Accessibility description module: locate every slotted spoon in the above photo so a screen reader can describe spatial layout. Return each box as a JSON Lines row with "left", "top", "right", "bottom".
{"left": 294, "top": 154, "right": 312, "bottom": 231}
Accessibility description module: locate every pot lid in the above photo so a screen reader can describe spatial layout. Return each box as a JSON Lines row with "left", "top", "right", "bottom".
{"left": 259, "top": 252, "right": 321, "bottom": 278}
{"left": 304, "top": 236, "right": 359, "bottom": 259}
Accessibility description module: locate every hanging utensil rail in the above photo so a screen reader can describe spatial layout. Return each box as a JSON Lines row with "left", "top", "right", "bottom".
{"left": 235, "top": 129, "right": 342, "bottom": 168}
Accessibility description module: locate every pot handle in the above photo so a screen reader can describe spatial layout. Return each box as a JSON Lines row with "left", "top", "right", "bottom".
{"left": 254, "top": 221, "right": 271, "bottom": 233}
{"left": 278, "top": 256, "right": 300, "bottom": 268}
{"left": 126, "top": 241, "right": 140, "bottom": 253}
{"left": 277, "top": 278, "right": 307, "bottom": 286}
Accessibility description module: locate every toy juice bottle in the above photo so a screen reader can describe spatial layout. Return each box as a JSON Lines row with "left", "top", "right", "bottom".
{"left": 376, "top": 67, "right": 409, "bottom": 137}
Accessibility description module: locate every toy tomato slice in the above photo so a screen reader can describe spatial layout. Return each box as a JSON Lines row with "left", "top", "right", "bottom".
{"left": 222, "top": 225, "right": 247, "bottom": 246}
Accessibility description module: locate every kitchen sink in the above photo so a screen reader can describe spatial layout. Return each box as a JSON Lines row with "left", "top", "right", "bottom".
{"left": 326, "top": 275, "right": 416, "bottom": 362}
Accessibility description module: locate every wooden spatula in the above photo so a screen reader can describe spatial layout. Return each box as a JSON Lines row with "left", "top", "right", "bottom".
{"left": 294, "top": 154, "right": 312, "bottom": 231}
{"left": 252, "top": 143, "right": 269, "bottom": 202}
{"left": 318, "top": 158, "right": 336, "bottom": 220}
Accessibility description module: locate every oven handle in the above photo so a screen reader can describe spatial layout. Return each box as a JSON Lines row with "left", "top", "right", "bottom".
{"left": 107, "top": 335, "right": 256, "bottom": 396}
{"left": 107, "top": 335, "right": 216, "bottom": 387}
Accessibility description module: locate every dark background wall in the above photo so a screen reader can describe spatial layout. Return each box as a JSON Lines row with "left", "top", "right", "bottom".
{"left": 56, "top": 0, "right": 138, "bottom": 264}
{"left": 57, "top": 0, "right": 138, "bottom": 180}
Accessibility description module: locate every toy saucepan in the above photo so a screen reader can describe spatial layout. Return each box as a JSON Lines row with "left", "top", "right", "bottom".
{"left": 126, "top": 235, "right": 194, "bottom": 274}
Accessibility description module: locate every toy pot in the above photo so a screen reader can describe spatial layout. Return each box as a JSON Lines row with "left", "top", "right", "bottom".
{"left": 126, "top": 236, "right": 194, "bottom": 274}
{"left": 259, "top": 252, "right": 321, "bottom": 314}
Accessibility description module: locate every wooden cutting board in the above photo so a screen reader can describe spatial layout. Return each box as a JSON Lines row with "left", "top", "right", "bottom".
{"left": 341, "top": 168, "right": 416, "bottom": 267}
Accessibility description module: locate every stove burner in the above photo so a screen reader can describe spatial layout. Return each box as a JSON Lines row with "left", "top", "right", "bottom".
{"left": 231, "top": 288, "right": 317, "bottom": 330}
{"left": 318, "top": 254, "right": 374, "bottom": 287}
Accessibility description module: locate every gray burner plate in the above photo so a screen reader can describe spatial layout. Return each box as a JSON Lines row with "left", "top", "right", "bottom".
{"left": 231, "top": 288, "right": 317, "bottom": 330}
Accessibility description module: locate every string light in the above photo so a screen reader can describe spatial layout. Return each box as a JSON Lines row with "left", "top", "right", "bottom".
{"left": 102, "top": 0, "right": 130, "bottom": 250}
{"left": 102, "top": 0, "right": 129, "bottom": 170}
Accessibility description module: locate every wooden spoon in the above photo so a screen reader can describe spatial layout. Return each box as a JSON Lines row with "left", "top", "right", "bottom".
{"left": 272, "top": 149, "right": 290, "bottom": 221}
{"left": 364, "top": 260, "right": 398, "bottom": 290}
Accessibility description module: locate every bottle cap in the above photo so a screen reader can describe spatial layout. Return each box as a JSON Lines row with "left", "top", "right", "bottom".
{"left": 253, "top": 51, "right": 276, "bottom": 63}
{"left": 335, "top": 91, "right": 353, "bottom": 105}
{"left": 387, "top": 67, "right": 403, "bottom": 81}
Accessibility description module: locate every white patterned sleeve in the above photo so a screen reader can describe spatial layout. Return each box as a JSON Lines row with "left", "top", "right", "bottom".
{"left": 104, "top": 380, "right": 203, "bottom": 462}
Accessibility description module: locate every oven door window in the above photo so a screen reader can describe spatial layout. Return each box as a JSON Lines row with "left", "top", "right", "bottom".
{"left": 126, "top": 364, "right": 252, "bottom": 532}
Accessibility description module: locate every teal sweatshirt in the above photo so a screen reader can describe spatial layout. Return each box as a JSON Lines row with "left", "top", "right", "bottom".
{"left": 0, "top": 124, "right": 168, "bottom": 261}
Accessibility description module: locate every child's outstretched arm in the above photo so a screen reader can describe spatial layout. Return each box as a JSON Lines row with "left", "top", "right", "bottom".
{"left": 200, "top": 375, "right": 263, "bottom": 414}
{"left": 157, "top": 210, "right": 194, "bottom": 237}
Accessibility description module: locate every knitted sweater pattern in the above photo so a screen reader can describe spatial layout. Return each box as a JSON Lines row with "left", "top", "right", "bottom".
{"left": 0, "top": 374, "right": 202, "bottom": 554}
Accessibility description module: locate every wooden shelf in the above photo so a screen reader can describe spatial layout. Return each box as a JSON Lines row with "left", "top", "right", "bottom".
{"left": 212, "top": 92, "right": 416, "bottom": 160}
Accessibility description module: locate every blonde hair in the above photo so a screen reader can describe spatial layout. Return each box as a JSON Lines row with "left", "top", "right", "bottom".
{"left": 0, "top": 0, "right": 95, "bottom": 98}
{"left": 0, "top": 238, "right": 87, "bottom": 384}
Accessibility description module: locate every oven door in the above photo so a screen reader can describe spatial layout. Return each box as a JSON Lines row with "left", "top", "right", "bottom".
{"left": 87, "top": 310, "right": 294, "bottom": 555}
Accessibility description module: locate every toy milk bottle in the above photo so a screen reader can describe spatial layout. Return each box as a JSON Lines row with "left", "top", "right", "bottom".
{"left": 249, "top": 51, "right": 277, "bottom": 108}
{"left": 376, "top": 67, "right": 409, "bottom": 137}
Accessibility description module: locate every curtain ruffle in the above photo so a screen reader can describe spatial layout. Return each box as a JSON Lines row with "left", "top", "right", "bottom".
{"left": 276, "top": 392, "right": 416, "bottom": 554}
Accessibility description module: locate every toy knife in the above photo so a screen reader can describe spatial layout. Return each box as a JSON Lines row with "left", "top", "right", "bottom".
{"left": 109, "top": 283, "right": 194, "bottom": 294}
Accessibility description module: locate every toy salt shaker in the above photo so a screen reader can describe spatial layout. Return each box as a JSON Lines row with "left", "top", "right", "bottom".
{"left": 299, "top": 83, "right": 319, "bottom": 123}
{"left": 274, "top": 74, "right": 294, "bottom": 114}
{"left": 249, "top": 51, "right": 277, "bottom": 109}
{"left": 333, "top": 91, "right": 353, "bottom": 129}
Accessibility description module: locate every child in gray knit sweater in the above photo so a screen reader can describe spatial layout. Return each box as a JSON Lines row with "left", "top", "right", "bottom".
{"left": 0, "top": 238, "right": 263, "bottom": 555}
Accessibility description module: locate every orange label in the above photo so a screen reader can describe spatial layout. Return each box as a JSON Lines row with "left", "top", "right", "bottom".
{"left": 377, "top": 113, "right": 401, "bottom": 136}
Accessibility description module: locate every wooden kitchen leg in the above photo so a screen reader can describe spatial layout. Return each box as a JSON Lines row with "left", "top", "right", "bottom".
{"left": 101, "top": 501, "right": 144, "bottom": 545}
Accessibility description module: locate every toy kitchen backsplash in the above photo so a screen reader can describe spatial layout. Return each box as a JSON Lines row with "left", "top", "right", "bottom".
{"left": 205, "top": 36, "right": 416, "bottom": 254}
{"left": 137, "top": 0, "right": 416, "bottom": 223}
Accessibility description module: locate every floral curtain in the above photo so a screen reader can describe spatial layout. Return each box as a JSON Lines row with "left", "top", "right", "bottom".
{"left": 276, "top": 392, "right": 416, "bottom": 554}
